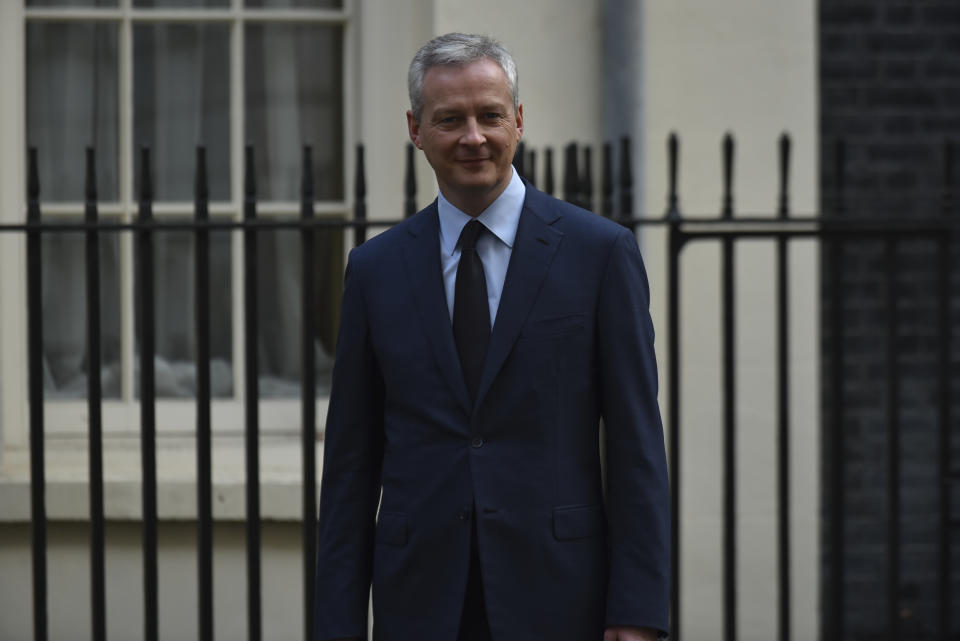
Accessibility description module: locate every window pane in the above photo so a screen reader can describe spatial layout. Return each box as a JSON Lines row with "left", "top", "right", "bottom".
{"left": 42, "top": 225, "right": 122, "bottom": 399}
{"left": 245, "top": 0, "right": 342, "bottom": 7}
{"left": 27, "top": 0, "right": 118, "bottom": 7}
{"left": 27, "top": 22, "right": 119, "bottom": 202}
{"left": 134, "top": 24, "right": 230, "bottom": 201}
{"left": 135, "top": 222, "right": 234, "bottom": 398}
{"left": 245, "top": 24, "right": 343, "bottom": 201}
{"left": 256, "top": 224, "right": 342, "bottom": 397}
{"left": 133, "top": 0, "right": 229, "bottom": 7}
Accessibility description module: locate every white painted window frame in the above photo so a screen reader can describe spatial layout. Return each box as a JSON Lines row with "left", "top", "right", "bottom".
{"left": 0, "top": 0, "right": 354, "bottom": 457}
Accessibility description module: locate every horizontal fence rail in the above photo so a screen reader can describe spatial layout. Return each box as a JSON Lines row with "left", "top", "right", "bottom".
{"left": 1, "top": 135, "right": 957, "bottom": 641}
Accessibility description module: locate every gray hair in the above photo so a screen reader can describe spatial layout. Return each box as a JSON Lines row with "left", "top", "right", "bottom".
{"left": 408, "top": 33, "right": 519, "bottom": 121}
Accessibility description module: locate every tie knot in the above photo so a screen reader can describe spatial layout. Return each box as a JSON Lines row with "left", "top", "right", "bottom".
{"left": 458, "top": 219, "right": 485, "bottom": 251}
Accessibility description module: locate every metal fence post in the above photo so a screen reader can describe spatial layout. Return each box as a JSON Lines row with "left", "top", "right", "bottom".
{"left": 136, "top": 146, "right": 159, "bottom": 641}
{"left": 776, "top": 133, "right": 792, "bottom": 641}
{"left": 301, "top": 145, "right": 318, "bottom": 641}
{"left": 26, "top": 147, "right": 48, "bottom": 641}
{"left": 665, "top": 132, "right": 682, "bottom": 641}
{"left": 243, "top": 145, "right": 263, "bottom": 641}
{"left": 85, "top": 147, "right": 107, "bottom": 641}
{"left": 194, "top": 145, "right": 214, "bottom": 641}
{"left": 404, "top": 142, "right": 417, "bottom": 218}
{"left": 354, "top": 144, "right": 367, "bottom": 246}
{"left": 720, "top": 133, "right": 737, "bottom": 641}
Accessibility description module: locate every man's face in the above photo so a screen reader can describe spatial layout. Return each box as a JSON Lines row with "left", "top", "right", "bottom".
{"left": 407, "top": 58, "right": 523, "bottom": 216}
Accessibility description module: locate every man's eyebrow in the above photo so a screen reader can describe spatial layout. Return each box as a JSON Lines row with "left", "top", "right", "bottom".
{"left": 430, "top": 107, "right": 460, "bottom": 119}
{"left": 479, "top": 105, "right": 513, "bottom": 116}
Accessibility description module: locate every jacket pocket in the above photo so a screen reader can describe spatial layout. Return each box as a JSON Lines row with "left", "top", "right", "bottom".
{"left": 375, "top": 511, "right": 407, "bottom": 546}
{"left": 553, "top": 503, "right": 605, "bottom": 541}
{"left": 521, "top": 313, "right": 586, "bottom": 339}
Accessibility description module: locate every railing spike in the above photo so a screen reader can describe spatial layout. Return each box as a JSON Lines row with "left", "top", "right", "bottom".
{"left": 354, "top": 144, "right": 367, "bottom": 245}
{"left": 140, "top": 146, "right": 153, "bottom": 204}
{"left": 404, "top": 142, "right": 416, "bottom": 218}
{"left": 582, "top": 146, "right": 594, "bottom": 213}
{"left": 544, "top": 148, "right": 555, "bottom": 196}
{"left": 722, "top": 133, "right": 735, "bottom": 220}
{"left": 619, "top": 136, "right": 633, "bottom": 225}
{"left": 527, "top": 149, "right": 537, "bottom": 189}
{"left": 779, "top": 133, "right": 791, "bottom": 220}
{"left": 354, "top": 144, "right": 366, "bottom": 201}
{"left": 27, "top": 147, "right": 40, "bottom": 209}
{"left": 195, "top": 146, "right": 209, "bottom": 204}
{"left": 666, "top": 132, "right": 680, "bottom": 220}
{"left": 513, "top": 141, "right": 526, "bottom": 180}
{"left": 301, "top": 145, "right": 314, "bottom": 204}
{"left": 601, "top": 143, "right": 613, "bottom": 218}
{"left": 244, "top": 145, "right": 256, "bottom": 201}
{"left": 563, "top": 142, "right": 579, "bottom": 205}
{"left": 85, "top": 147, "right": 97, "bottom": 203}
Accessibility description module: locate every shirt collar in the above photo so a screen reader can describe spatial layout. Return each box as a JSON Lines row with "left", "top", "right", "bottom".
{"left": 438, "top": 166, "right": 526, "bottom": 256}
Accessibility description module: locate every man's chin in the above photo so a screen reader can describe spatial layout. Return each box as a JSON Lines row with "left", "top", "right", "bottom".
{"left": 448, "top": 176, "right": 500, "bottom": 193}
{"left": 438, "top": 174, "right": 510, "bottom": 213}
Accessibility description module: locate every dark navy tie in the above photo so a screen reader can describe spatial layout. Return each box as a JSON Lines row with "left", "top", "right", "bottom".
{"left": 453, "top": 220, "right": 490, "bottom": 402}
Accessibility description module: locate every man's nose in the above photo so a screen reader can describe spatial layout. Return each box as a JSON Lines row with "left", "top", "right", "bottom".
{"left": 459, "top": 118, "right": 485, "bottom": 145}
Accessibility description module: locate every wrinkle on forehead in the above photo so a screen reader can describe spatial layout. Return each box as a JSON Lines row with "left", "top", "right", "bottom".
{"left": 420, "top": 60, "right": 516, "bottom": 117}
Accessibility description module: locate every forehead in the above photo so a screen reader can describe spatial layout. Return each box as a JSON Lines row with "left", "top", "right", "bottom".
{"left": 421, "top": 58, "right": 513, "bottom": 110}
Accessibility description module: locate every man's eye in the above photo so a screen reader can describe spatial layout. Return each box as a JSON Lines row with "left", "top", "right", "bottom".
{"left": 483, "top": 112, "right": 501, "bottom": 120}
{"left": 439, "top": 116, "right": 458, "bottom": 124}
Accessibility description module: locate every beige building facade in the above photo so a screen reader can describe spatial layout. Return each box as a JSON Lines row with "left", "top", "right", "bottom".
{"left": 0, "top": 1, "right": 818, "bottom": 639}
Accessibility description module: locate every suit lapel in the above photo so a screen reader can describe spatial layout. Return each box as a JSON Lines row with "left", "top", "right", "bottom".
{"left": 401, "top": 203, "right": 473, "bottom": 417}
{"left": 474, "top": 197, "right": 563, "bottom": 408}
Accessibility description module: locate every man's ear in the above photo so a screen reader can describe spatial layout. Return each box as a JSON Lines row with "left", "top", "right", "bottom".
{"left": 515, "top": 103, "right": 524, "bottom": 140}
{"left": 407, "top": 110, "right": 423, "bottom": 149}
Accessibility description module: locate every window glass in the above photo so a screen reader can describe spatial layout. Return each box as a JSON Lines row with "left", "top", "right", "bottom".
{"left": 27, "top": 0, "right": 118, "bottom": 7}
{"left": 245, "top": 0, "right": 341, "bottom": 8}
{"left": 27, "top": 22, "right": 119, "bottom": 202}
{"left": 245, "top": 23, "right": 343, "bottom": 201}
{"left": 42, "top": 225, "right": 122, "bottom": 399}
{"left": 133, "top": 0, "right": 230, "bottom": 7}
{"left": 135, "top": 222, "right": 234, "bottom": 398}
{"left": 256, "top": 224, "right": 341, "bottom": 397}
{"left": 25, "top": 9, "right": 347, "bottom": 412}
{"left": 134, "top": 23, "right": 231, "bottom": 201}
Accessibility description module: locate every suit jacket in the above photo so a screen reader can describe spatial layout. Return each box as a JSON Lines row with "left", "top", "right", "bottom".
{"left": 314, "top": 183, "right": 670, "bottom": 641}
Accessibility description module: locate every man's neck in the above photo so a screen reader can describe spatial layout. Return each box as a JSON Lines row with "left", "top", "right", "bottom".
{"left": 438, "top": 180, "right": 510, "bottom": 217}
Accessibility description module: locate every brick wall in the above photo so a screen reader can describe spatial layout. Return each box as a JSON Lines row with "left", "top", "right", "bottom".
{"left": 819, "top": 2, "right": 960, "bottom": 639}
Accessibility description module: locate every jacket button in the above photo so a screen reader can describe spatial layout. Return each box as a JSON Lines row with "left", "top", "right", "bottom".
{"left": 470, "top": 436, "right": 484, "bottom": 448}
{"left": 458, "top": 510, "right": 471, "bottom": 521}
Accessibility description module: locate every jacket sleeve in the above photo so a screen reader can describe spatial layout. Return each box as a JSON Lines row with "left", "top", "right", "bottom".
{"left": 314, "top": 251, "right": 385, "bottom": 641}
{"left": 598, "top": 228, "right": 671, "bottom": 634}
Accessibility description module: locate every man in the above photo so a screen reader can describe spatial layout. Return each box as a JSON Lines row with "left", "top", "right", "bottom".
{"left": 315, "top": 33, "right": 669, "bottom": 641}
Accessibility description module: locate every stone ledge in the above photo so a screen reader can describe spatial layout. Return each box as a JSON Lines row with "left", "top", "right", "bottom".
{"left": 0, "top": 436, "right": 323, "bottom": 522}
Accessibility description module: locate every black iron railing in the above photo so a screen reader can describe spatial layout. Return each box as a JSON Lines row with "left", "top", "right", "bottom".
{"left": 2, "top": 135, "right": 958, "bottom": 641}
{"left": 662, "top": 135, "right": 958, "bottom": 641}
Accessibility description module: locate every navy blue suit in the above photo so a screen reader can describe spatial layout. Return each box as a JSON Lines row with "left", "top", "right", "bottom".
{"left": 314, "top": 184, "right": 669, "bottom": 641}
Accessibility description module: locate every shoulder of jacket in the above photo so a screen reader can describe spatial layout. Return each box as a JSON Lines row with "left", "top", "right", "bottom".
{"left": 524, "top": 184, "right": 626, "bottom": 242}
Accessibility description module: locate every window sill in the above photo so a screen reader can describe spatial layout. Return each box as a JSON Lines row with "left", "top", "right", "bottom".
{"left": 0, "top": 435, "right": 323, "bottom": 523}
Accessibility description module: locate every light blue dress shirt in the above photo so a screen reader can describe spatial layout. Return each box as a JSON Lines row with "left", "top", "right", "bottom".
{"left": 438, "top": 166, "right": 526, "bottom": 328}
